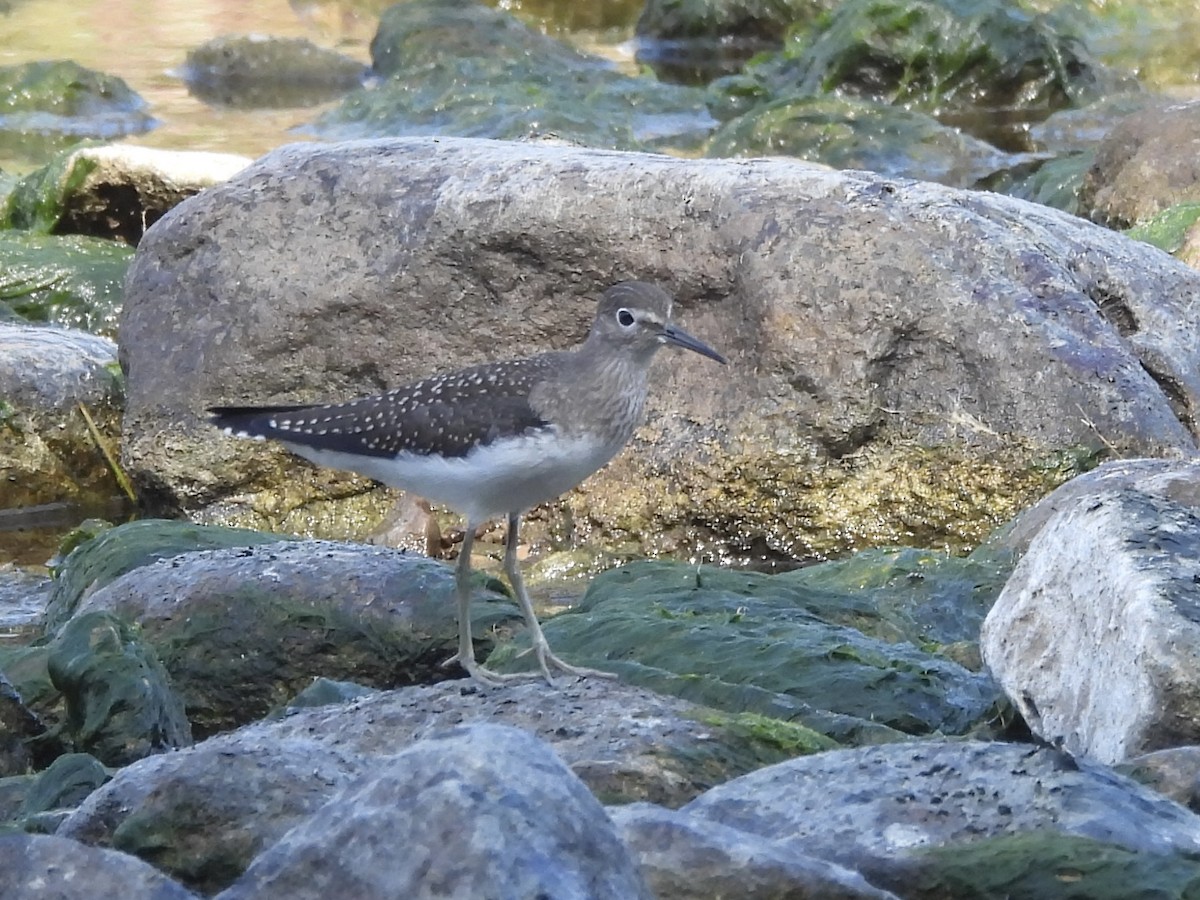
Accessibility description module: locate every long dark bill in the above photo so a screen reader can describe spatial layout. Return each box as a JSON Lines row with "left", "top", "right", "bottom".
{"left": 662, "top": 323, "right": 727, "bottom": 365}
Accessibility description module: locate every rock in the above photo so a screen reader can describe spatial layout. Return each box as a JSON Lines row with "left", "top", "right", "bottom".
{"left": 0, "top": 669, "right": 43, "bottom": 775}
{"left": 58, "top": 735, "right": 365, "bottom": 896}
{"left": 609, "top": 802, "right": 899, "bottom": 899}
{"left": 0, "top": 231, "right": 132, "bottom": 335}
{"left": 704, "top": 95, "right": 1014, "bottom": 188}
{"left": 181, "top": 36, "right": 366, "bottom": 110}
{"left": 17, "top": 752, "right": 110, "bottom": 823}
{"left": 311, "top": 0, "right": 712, "bottom": 152}
{"left": 986, "top": 457, "right": 1200, "bottom": 559}
{"left": 47, "top": 611, "right": 192, "bottom": 765}
{"left": 217, "top": 723, "right": 652, "bottom": 900}
{"left": 491, "top": 556, "right": 1007, "bottom": 741}
{"left": 0, "top": 60, "right": 154, "bottom": 165}
{"left": 118, "top": 137, "right": 1200, "bottom": 561}
{"left": 57, "top": 678, "right": 792, "bottom": 892}
{"left": 982, "top": 481, "right": 1200, "bottom": 764}
{"left": 0, "top": 323, "right": 123, "bottom": 510}
{"left": 3, "top": 145, "right": 250, "bottom": 245}
{"left": 1080, "top": 100, "right": 1200, "bottom": 228}
{"left": 708, "top": 0, "right": 1116, "bottom": 122}
{"left": 681, "top": 739, "right": 1200, "bottom": 894}
{"left": 64, "top": 538, "right": 519, "bottom": 735}
{"left": 634, "top": 0, "right": 827, "bottom": 81}
{"left": 0, "top": 832, "right": 198, "bottom": 899}
{"left": 41, "top": 519, "right": 288, "bottom": 631}
{"left": 1123, "top": 745, "right": 1200, "bottom": 812}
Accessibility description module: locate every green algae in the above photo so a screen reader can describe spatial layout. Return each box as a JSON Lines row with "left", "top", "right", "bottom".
{"left": 42, "top": 519, "right": 290, "bottom": 632}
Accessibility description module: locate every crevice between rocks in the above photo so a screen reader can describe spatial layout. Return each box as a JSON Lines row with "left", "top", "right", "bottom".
{"left": 1139, "top": 360, "right": 1197, "bottom": 437}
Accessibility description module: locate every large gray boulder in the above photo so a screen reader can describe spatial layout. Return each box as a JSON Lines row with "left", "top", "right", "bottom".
{"left": 216, "top": 723, "right": 651, "bottom": 900}
{"left": 680, "top": 739, "right": 1200, "bottom": 894}
{"left": 119, "top": 136, "right": 1200, "bottom": 560}
{"left": 982, "top": 460, "right": 1200, "bottom": 763}
{"left": 0, "top": 832, "right": 197, "bottom": 899}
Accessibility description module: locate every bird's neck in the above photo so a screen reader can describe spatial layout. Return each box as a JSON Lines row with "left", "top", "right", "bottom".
{"left": 531, "top": 345, "right": 653, "bottom": 446}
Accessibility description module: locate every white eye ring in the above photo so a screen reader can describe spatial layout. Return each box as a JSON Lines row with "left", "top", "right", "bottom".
{"left": 616, "top": 308, "right": 635, "bottom": 327}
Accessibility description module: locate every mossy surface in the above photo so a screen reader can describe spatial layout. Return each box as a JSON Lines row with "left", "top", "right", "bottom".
{"left": 0, "top": 230, "right": 131, "bottom": 335}
{"left": 912, "top": 831, "right": 1200, "bottom": 899}
{"left": 42, "top": 519, "right": 290, "bottom": 632}
{"left": 313, "top": 0, "right": 712, "bottom": 152}
{"left": 491, "top": 557, "right": 1008, "bottom": 741}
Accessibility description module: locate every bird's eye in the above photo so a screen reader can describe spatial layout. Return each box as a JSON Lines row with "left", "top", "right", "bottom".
{"left": 616, "top": 308, "right": 635, "bottom": 327}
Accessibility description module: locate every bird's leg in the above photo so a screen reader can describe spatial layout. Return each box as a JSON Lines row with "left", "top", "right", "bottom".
{"left": 443, "top": 517, "right": 540, "bottom": 687}
{"left": 504, "top": 512, "right": 616, "bottom": 683}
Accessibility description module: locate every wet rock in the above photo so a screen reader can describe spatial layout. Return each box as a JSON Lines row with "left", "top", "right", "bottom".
{"left": 681, "top": 739, "right": 1200, "bottom": 894}
{"left": 0, "top": 323, "right": 123, "bottom": 510}
{"left": 0, "top": 231, "right": 131, "bottom": 334}
{"left": 709, "top": 0, "right": 1118, "bottom": 127}
{"left": 704, "top": 94, "right": 1014, "bottom": 188}
{"left": 0, "top": 832, "right": 197, "bottom": 899}
{"left": 311, "top": 0, "right": 712, "bottom": 152}
{"left": 182, "top": 35, "right": 366, "bottom": 109}
{"left": 119, "top": 137, "right": 1200, "bottom": 561}
{"left": 66, "top": 539, "right": 519, "bottom": 736}
{"left": 493, "top": 555, "right": 1008, "bottom": 741}
{"left": 58, "top": 678, "right": 792, "bottom": 892}
{"left": 982, "top": 482, "right": 1200, "bottom": 764}
{"left": 1080, "top": 100, "right": 1200, "bottom": 228}
{"left": 634, "top": 0, "right": 830, "bottom": 82}
{"left": 217, "top": 723, "right": 652, "bottom": 900}
{"left": 47, "top": 611, "right": 192, "bottom": 765}
{"left": 610, "top": 801, "right": 899, "bottom": 899}
{"left": 0, "top": 60, "right": 155, "bottom": 164}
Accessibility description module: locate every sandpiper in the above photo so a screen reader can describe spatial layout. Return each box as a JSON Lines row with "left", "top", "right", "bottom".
{"left": 209, "top": 281, "right": 726, "bottom": 685}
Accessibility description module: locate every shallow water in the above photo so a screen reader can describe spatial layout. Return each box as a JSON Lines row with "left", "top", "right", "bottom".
{"left": 0, "top": 0, "right": 647, "bottom": 172}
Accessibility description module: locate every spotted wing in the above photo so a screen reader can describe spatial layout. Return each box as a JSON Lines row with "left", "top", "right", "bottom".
{"left": 209, "top": 356, "right": 557, "bottom": 459}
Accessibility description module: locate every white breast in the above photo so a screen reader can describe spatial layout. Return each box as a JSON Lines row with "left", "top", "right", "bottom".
{"left": 281, "top": 428, "right": 624, "bottom": 523}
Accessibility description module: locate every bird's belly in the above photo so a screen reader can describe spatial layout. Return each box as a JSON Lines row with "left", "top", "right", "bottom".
{"left": 282, "top": 431, "right": 622, "bottom": 522}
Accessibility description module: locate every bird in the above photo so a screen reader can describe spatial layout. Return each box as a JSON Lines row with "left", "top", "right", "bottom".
{"left": 208, "top": 281, "right": 727, "bottom": 686}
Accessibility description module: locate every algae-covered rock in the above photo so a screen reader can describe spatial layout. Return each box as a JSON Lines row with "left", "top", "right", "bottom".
{"left": 712, "top": 0, "right": 1113, "bottom": 117}
{"left": 182, "top": 35, "right": 366, "bottom": 109}
{"left": 1126, "top": 203, "right": 1200, "bottom": 256}
{"left": 47, "top": 611, "right": 192, "bottom": 765}
{"left": 492, "top": 557, "right": 1007, "bottom": 740}
{"left": 118, "top": 138, "right": 1200, "bottom": 561}
{"left": 42, "top": 519, "right": 289, "bottom": 632}
{"left": 0, "top": 232, "right": 131, "bottom": 335}
{"left": 66, "top": 539, "right": 520, "bottom": 736}
{"left": 0, "top": 60, "right": 155, "bottom": 165}
{"left": 1080, "top": 102, "right": 1200, "bottom": 229}
{"left": 704, "top": 94, "right": 1011, "bottom": 187}
{"left": 312, "top": 0, "right": 713, "bottom": 151}
{"left": 17, "top": 752, "right": 110, "bottom": 820}
{"left": 634, "top": 0, "right": 833, "bottom": 82}
{"left": 910, "top": 832, "right": 1200, "bottom": 899}
{"left": 2, "top": 144, "right": 250, "bottom": 244}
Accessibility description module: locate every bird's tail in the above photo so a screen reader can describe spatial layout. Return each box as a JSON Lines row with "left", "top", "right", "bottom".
{"left": 208, "top": 405, "right": 315, "bottom": 439}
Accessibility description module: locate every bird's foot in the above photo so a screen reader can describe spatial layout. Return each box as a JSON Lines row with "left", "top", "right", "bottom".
{"left": 516, "top": 640, "right": 618, "bottom": 684}
{"left": 443, "top": 651, "right": 543, "bottom": 688}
